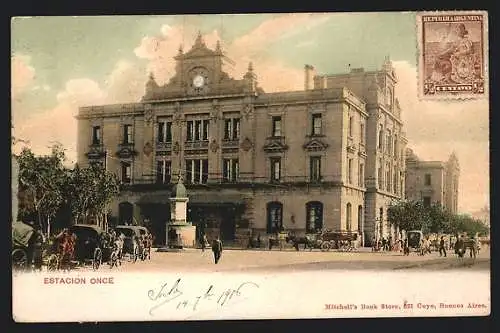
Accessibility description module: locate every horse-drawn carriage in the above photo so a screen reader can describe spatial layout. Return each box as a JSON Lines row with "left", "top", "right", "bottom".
{"left": 115, "top": 225, "right": 152, "bottom": 261}
{"left": 69, "top": 224, "right": 114, "bottom": 270}
{"left": 12, "top": 221, "right": 37, "bottom": 270}
{"left": 286, "top": 230, "right": 358, "bottom": 252}
{"left": 315, "top": 230, "right": 358, "bottom": 252}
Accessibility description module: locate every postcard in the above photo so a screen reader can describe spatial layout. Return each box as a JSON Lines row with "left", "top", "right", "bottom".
{"left": 11, "top": 12, "right": 490, "bottom": 322}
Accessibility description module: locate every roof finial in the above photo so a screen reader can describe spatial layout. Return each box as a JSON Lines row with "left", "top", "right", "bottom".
{"left": 215, "top": 40, "right": 222, "bottom": 52}
{"left": 178, "top": 44, "right": 183, "bottom": 54}
{"left": 195, "top": 31, "right": 204, "bottom": 46}
{"left": 248, "top": 62, "right": 254, "bottom": 72}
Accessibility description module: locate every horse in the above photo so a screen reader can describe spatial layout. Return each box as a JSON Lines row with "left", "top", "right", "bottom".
{"left": 286, "top": 234, "right": 316, "bottom": 251}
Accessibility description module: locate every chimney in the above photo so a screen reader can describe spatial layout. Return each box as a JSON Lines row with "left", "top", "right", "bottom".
{"left": 304, "top": 64, "right": 316, "bottom": 90}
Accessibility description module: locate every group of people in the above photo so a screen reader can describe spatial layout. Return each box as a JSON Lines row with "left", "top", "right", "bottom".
{"left": 200, "top": 234, "right": 223, "bottom": 264}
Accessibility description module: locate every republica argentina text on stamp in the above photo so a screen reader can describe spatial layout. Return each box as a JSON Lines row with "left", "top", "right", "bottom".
{"left": 417, "top": 11, "right": 488, "bottom": 99}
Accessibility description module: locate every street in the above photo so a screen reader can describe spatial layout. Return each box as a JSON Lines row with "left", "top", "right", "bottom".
{"left": 76, "top": 246, "right": 490, "bottom": 273}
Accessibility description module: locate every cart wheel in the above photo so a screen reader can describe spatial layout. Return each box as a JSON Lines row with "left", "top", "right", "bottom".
{"left": 109, "top": 252, "right": 117, "bottom": 269}
{"left": 47, "top": 255, "right": 58, "bottom": 271}
{"left": 93, "top": 248, "right": 102, "bottom": 270}
{"left": 12, "top": 248, "right": 28, "bottom": 270}
{"left": 320, "top": 242, "right": 330, "bottom": 252}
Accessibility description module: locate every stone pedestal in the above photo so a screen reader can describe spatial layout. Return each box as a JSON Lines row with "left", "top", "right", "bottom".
{"left": 157, "top": 175, "right": 196, "bottom": 252}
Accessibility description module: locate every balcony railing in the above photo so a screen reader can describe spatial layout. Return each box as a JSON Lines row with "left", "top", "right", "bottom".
{"left": 156, "top": 141, "right": 172, "bottom": 150}
{"left": 184, "top": 140, "right": 209, "bottom": 150}
{"left": 221, "top": 139, "right": 240, "bottom": 148}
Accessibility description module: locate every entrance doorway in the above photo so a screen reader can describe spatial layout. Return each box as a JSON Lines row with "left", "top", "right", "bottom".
{"left": 220, "top": 206, "right": 236, "bottom": 241}
{"left": 118, "top": 202, "right": 133, "bottom": 225}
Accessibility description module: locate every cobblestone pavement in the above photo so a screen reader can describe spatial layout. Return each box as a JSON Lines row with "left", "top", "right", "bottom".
{"left": 74, "top": 246, "right": 490, "bottom": 273}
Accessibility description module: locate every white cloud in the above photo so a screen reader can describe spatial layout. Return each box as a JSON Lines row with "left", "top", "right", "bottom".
{"left": 11, "top": 54, "right": 35, "bottom": 98}
{"left": 393, "top": 61, "right": 489, "bottom": 214}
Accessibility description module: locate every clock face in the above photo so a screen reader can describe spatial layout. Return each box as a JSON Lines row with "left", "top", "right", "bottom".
{"left": 193, "top": 75, "right": 205, "bottom": 88}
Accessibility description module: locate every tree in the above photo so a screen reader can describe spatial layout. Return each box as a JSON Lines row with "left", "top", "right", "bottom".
{"left": 17, "top": 144, "right": 68, "bottom": 236}
{"left": 387, "top": 200, "right": 430, "bottom": 232}
{"left": 64, "top": 163, "right": 120, "bottom": 229}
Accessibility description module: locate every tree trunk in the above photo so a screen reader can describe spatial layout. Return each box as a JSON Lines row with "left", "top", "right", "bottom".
{"left": 47, "top": 216, "right": 51, "bottom": 237}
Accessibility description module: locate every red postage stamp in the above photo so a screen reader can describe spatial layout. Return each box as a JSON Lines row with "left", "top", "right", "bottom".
{"left": 417, "top": 11, "right": 488, "bottom": 99}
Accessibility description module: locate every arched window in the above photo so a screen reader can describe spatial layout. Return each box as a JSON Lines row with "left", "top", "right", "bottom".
{"left": 119, "top": 202, "right": 134, "bottom": 225}
{"left": 346, "top": 203, "right": 352, "bottom": 231}
{"left": 306, "top": 201, "right": 323, "bottom": 233}
{"left": 267, "top": 201, "right": 283, "bottom": 234}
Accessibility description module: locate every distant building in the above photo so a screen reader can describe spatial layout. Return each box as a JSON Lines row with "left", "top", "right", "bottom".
{"left": 76, "top": 33, "right": 407, "bottom": 246}
{"left": 405, "top": 149, "right": 460, "bottom": 213}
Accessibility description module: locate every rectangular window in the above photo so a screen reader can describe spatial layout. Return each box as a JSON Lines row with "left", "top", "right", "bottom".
{"left": 348, "top": 116, "right": 354, "bottom": 137}
{"left": 202, "top": 120, "right": 209, "bottom": 141}
{"left": 121, "top": 162, "right": 131, "bottom": 184}
{"left": 310, "top": 156, "right": 322, "bottom": 182}
{"left": 185, "top": 159, "right": 208, "bottom": 184}
{"left": 187, "top": 121, "right": 194, "bottom": 141}
{"left": 386, "top": 164, "right": 391, "bottom": 192}
{"left": 123, "top": 125, "right": 133, "bottom": 144}
{"left": 424, "top": 174, "right": 432, "bottom": 186}
{"left": 270, "top": 158, "right": 281, "bottom": 182}
{"left": 272, "top": 116, "right": 282, "bottom": 137}
{"left": 223, "top": 158, "right": 239, "bottom": 182}
{"left": 156, "top": 160, "right": 171, "bottom": 184}
{"left": 187, "top": 120, "right": 209, "bottom": 141}
{"left": 347, "top": 158, "right": 353, "bottom": 184}
{"left": 157, "top": 121, "right": 172, "bottom": 143}
{"left": 92, "top": 126, "right": 101, "bottom": 145}
{"left": 360, "top": 123, "right": 365, "bottom": 144}
{"left": 423, "top": 196, "right": 431, "bottom": 208}
{"left": 378, "top": 160, "right": 383, "bottom": 189}
{"left": 312, "top": 114, "right": 322, "bottom": 136}
{"left": 359, "top": 163, "right": 364, "bottom": 187}
{"left": 224, "top": 118, "right": 240, "bottom": 140}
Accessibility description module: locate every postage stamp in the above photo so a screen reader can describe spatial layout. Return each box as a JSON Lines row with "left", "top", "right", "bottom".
{"left": 11, "top": 13, "right": 490, "bottom": 323}
{"left": 417, "top": 11, "right": 488, "bottom": 99}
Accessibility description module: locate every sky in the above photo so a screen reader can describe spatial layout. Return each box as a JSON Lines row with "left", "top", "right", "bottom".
{"left": 10, "top": 13, "right": 489, "bottom": 215}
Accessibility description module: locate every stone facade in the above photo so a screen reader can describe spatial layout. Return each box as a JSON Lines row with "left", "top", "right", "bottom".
{"left": 405, "top": 149, "right": 460, "bottom": 214}
{"left": 75, "top": 34, "right": 407, "bottom": 246}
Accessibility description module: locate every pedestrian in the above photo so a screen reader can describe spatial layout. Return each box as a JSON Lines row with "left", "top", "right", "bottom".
{"left": 201, "top": 234, "right": 208, "bottom": 252}
{"left": 439, "top": 236, "right": 447, "bottom": 257}
{"left": 403, "top": 239, "right": 410, "bottom": 255}
{"left": 469, "top": 237, "right": 477, "bottom": 259}
{"left": 211, "top": 235, "right": 223, "bottom": 264}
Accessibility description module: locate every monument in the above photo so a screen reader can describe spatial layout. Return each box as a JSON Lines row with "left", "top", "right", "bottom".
{"left": 158, "top": 174, "right": 196, "bottom": 252}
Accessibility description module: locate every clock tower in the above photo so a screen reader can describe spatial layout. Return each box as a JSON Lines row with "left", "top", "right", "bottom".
{"left": 142, "top": 32, "right": 262, "bottom": 101}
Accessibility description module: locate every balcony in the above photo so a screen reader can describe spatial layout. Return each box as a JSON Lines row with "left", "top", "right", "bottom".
{"left": 86, "top": 144, "right": 105, "bottom": 160}
{"left": 358, "top": 142, "right": 367, "bottom": 157}
{"left": 222, "top": 139, "right": 240, "bottom": 148}
{"left": 346, "top": 137, "right": 357, "bottom": 153}
{"left": 263, "top": 136, "right": 288, "bottom": 153}
{"left": 116, "top": 142, "right": 137, "bottom": 159}
{"left": 156, "top": 141, "right": 172, "bottom": 150}
{"left": 184, "top": 140, "right": 209, "bottom": 150}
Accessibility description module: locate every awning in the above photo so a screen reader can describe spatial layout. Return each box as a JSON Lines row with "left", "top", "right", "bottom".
{"left": 137, "top": 192, "right": 245, "bottom": 205}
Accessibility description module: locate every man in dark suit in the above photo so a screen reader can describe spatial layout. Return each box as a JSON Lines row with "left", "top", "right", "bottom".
{"left": 211, "top": 236, "right": 223, "bottom": 264}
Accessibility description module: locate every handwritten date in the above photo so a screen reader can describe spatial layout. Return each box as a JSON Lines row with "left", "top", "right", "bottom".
{"left": 148, "top": 278, "right": 259, "bottom": 316}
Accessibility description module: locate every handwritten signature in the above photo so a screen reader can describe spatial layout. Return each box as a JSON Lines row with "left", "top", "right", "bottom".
{"left": 147, "top": 278, "right": 260, "bottom": 316}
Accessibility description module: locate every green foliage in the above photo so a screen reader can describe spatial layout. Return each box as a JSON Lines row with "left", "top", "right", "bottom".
{"left": 388, "top": 199, "right": 490, "bottom": 236}
{"left": 17, "top": 145, "right": 120, "bottom": 233}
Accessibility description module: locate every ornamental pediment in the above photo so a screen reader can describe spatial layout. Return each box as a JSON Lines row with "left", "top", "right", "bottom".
{"left": 263, "top": 137, "right": 288, "bottom": 153}
{"left": 303, "top": 138, "right": 329, "bottom": 152}
{"left": 116, "top": 147, "right": 137, "bottom": 159}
